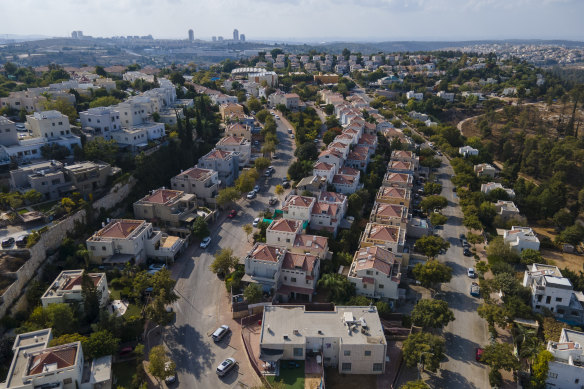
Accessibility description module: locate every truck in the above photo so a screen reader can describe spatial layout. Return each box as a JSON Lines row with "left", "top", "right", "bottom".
{"left": 470, "top": 282, "right": 480, "bottom": 297}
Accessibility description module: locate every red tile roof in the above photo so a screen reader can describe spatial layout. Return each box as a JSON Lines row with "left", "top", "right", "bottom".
{"left": 250, "top": 244, "right": 281, "bottom": 262}
{"left": 332, "top": 174, "right": 355, "bottom": 185}
{"left": 293, "top": 234, "right": 328, "bottom": 251}
{"left": 338, "top": 166, "right": 360, "bottom": 176}
{"left": 144, "top": 189, "right": 182, "bottom": 204}
{"left": 98, "top": 220, "right": 144, "bottom": 239}
{"left": 205, "top": 149, "right": 233, "bottom": 160}
{"left": 268, "top": 219, "right": 302, "bottom": 233}
{"left": 318, "top": 191, "right": 347, "bottom": 204}
{"left": 311, "top": 202, "right": 339, "bottom": 216}
{"left": 375, "top": 203, "right": 406, "bottom": 218}
{"left": 218, "top": 135, "right": 245, "bottom": 146}
{"left": 28, "top": 345, "right": 78, "bottom": 375}
{"left": 389, "top": 161, "right": 413, "bottom": 170}
{"left": 378, "top": 186, "right": 407, "bottom": 199}
{"left": 61, "top": 273, "right": 102, "bottom": 290}
{"left": 313, "top": 162, "right": 335, "bottom": 171}
{"left": 384, "top": 173, "right": 412, "bottom": 183}
{"left": 183, "top": 167, "right": 214, "bottom": 180}
{"left": 285, "top": 195, "right": 315, "bottom": 208}
{"left": 353, "top": 246, "right": 397, "bottom": 276}
{"left": 366, "top": 224, "right": 400, "bottom": 242}
{"left": 282, "top": 252, "right": 317, "bottom": 272}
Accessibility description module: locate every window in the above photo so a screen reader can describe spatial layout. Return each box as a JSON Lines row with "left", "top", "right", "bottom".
{"left": 373, "top": 363, "right": 383, "bottom": 372}
{"left": 366, "top": 270, "right": 372, "bottom": 275}
{"left": 58, "top": 122, "right": 63, "bottom": 125}
{"left": 341, "top": 363, "right": 351, "bottom": 372}
{"left": 555, "top": 297, "right": 562, "bottom": 302}
{"left": 343, "top": 350, "right": 351, "bottom": 356}
{"left": 293, "top": 348, "right": 303, "bottom": 357}
{"left": 291, "top": 278, "right": 297, "bottom": 283}
{"left": 379, "top": 284, "right": 384, "bottom": 289}
{"left": 90, "top": 246, "right": 95, "bottom": 251}
{"left": 537, "top": 295, "right": 542, "bottom": 302}
{"left": 102, "top": 246, "right": 106, "bottom": 251}
{"left": 364, "top": 350, "right": 371, "bottom": 356}
{"left": 63, "top": 378, "right": 72, "bottom": 385}
{"left": 548, "top": 372, "right": 558, "bottom": 379}
{"left": 546, "top": 296, "right": 551, "bottom": 304}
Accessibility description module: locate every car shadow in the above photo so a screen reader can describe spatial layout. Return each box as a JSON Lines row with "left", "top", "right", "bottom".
{"left": 219, "top": 363, "right": 240, "bottom": 384}
{"left": 214, "top": 331, "right": 233, "bottom": 350}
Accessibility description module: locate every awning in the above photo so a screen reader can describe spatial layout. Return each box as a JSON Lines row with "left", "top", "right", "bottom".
{"left": 259, "top": 348, "right": 284, "bottom": 362}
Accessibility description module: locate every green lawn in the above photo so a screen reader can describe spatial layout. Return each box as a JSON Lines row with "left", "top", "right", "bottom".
{"left": 32, "top": 200, "right": 59, "bottom": 214}
{"left": 267, "top": 361, "right": 305, "bottom": 389}
{"left": 109, "top": 287, "right": 142, "bottom": 317}
{"left": 112, "top": 360, "right": 136, "bottom": 388}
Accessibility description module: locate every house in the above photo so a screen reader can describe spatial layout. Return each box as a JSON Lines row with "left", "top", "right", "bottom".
{"left": 313, "top": 162, "right": 336, "bottom": 184}
{"left": 345, "top": 146, "right": 370, "bottom": 170}
{"left": 369, "top": 203, "right": 408, "bottom": 227}
{"left": 86, "top": 219, "right": 185, "bottom": 265}
{"left": 494, "top": 200, "right": 520, "bottom": 220}
{"left": 0, "top": 117, "right": 19, "bottom": 147}
{"left": 269, "top": 92, "right": 300, "bottom": 110}
{"left": 10, "top": 160, "right": 68, "bottom": 201}
{"left": 376, "top": 186, "right": 411, "bottom": 208}
{"left": 170, "top": 167, "right": 219, "bottom": 205}
{"left": 459, "top": 146, "right": 479, "bottom": 157}
{"left": 115, "top": 99, "right": 152, "bottom": 126}
{"left": 133, "top": 188, "right": 197, "bottom": 236}
{"left": 1, "top": 328, "right": 112, "bottom": 389}
{"left": 110, "top": 122, "right": 165, "bottom": 153}
{"left": 224, "top": 123, "right": 252, "bottom": 141}
{"left": 296, "top": 176, "right": 328, "bottom": 193}
{"left": 198, "top": 149, "right": 240, "bottom": 187}
{"left": 216, "top": 135, "right": 252, "bottom": 166}
{"left": 481, "top": 182, "right": 515, "bottom": 198}
{"left": 219, "top": 103, "right": 245, "bottom": 121}
{"left": 310, "top": 200, "right": 343, "bottom": 236}
{"left": 407, "top": 217, "right": 432, "bottom": 239}
{"left": 25, "top": 111, "right": 81, "bottom": 146}
{"left": 387, "top": 161, "right": 415, "bottom": 176}
{"left": 266, "top": 219, "right": 304, "bottom": 247}
{"left": 348, "top": 246, "right": 401, "bottom": 300}
{"left": 522, "top": 264, "right": 584, "bottom": 325}
{"left": 317, "top": 149, "right": 344, "bottom": 170}
{"left": 382, "top": 172, "right": 413, "bottom": 189}
{"left": 244, "top": 243, "right": 286, "bottom": 293}
{"left": 545, "top": 328, "right": 584, "bottom": 388}
{"left": 504, "top": 226, "right": 540, "bottom": 253}
{"left": 63, "top": 161, "right": 114, "bottom": 198}
{"left": 282, "top": 196, "right": 316, "bottom": 222}
{"left": 258, "top": 305, "right": 387, "bottom": 374}
{"left": 360, "top": 223, "right": 406, "bottom": 254}
{"left": 291, "top": 234, "right": 331, "bottom": 259}
{"left": 406, "top": 91, "right": 424, "bottom": 101}
{"left": 278, "top": 252, "right": 320, "bottom": 302}
{"left": 41, "top": 270, "right": 109, "bottom": 308}
{"left": 437, "top": 91, "right": 455, "bottom": 102}
{"left": 474, "top": 163, "right": 497, "bottom": 177}
{"left": 332, "top": 174, "right": 359, "bottom": 195}
{"left": 79, "top": 107, "right": 122, "bottom": 140}
{"left": 357, "top": 134, "right": 378, "bottom": 152}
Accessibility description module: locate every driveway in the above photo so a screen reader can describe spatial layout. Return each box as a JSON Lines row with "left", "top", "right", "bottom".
{"left": 164, "top": 116, "right": 295, "bottom": 388}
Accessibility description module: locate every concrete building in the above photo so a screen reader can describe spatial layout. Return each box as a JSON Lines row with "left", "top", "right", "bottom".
{"left": 188, "top": 29, "right": 194, "bottom": 42}
{"left": 481, "top": 182, "right": 515, "bottom": 198}
{"left": 545, "top": 328, "right": 584, "bottom": 389}
{"left": 474, "top": 163, "right": 497, "bottom": 177}
{"left": 63, "top": 161, "right": 113, "bottom": 197}
{"left": 1, "top": 328, "right": 112, "bottom": 389}
{"left": 437, "top": 91, "right": 455, "bottom": 102}
{"left": 278, "top": 252, "right": 320, "bottom": 302}
{"left": 269, "top": 92, "right": 301, "bottom": 110}
{"left": 332, "top": 174, "right": 360, "bottom": 195}
{"left": 406, "top": 91, "right": 424, "bottom": 101}
{"left": 317, "top": 149, "right": 344, "bottom": 171}
{"left": 197, "top": 149, "right": 240, "bottom": 187}
{"left": 25, "top": 111, "right": 73, "bottom": 139}
{"left": 312, "top": 162, "right": 336, "bottom": 184}
{"left": 41, "top": 270, "right": 109, "bottom": 308}
{"left": 266, "top": 219, "right": 304, "bottom": 247}
{"left": 244, "top": 243, "right": 286, "bottom": 293}
{"left": 459, "top": 146, "right": 479, "bottom": 157}
{"left": 382, "top": 172, "right": 413, "bottom": 189}
{"left": 0, "top": 117, "right": 19, "bottom": 146}
{"left": 369, "top": 203, "right": 408, "bottom": 227}
{"left": 170, "top": 167, "right": 219, "bottom": 205}
{"left": 387, "top": 161, "right": 415, "bottom": 176}
{"left": 376, "top": 186, "right": 411, "bottom": 208}
{"left": 10, "top": 160, "right": 68, "bottom": 200}
{"left": 504, "top": 226, "right": 540, "bottom": 253}
{"left": 360, "top": 223, "right": 406, "bottom": 254}
{"left": 79, "top": 107, "right": 121, "bottom": 140}
{"left": 216, "top": 135, "right": 251, "bottom": 166}
{"left": 523, "top": 264, "right": 584, "bottom": 325}
{"left": 133, "top": 188, "right": 197, "bottom": 236}
{"left": 348, "top": 246, "right": 401, "bottom": 301}
{"left": 86, "top": 219, "right": 185, "bottom": 265}
{"left": 282, "top": 196, "right": 316, "bottom": 223}
{"left": 224, "top": 123, "right": 252, "bottom": 141}
{"left": 494, "top": 200, "right": 520, "bottom": 220}
{"left": 259, "top": 305, "right": 387, "bottom": 374}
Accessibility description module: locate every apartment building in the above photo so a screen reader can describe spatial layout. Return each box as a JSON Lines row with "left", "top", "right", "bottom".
{"left": 278, "top": 252, "right": 320, "bottom": 302}
{"left": 312, "top": 162, "right": 336, "bottom": 184}
{"left": 259, "top": 305, "right": 386, "bottom": 374}
{"left": 116, "top": 99, "right": 152, "bottom": 126}
{"left": 382, "top": 172, "right": 413, "bottom": 189}
{"left": 360, "top": 223, "right": 406, "bottom": 254}
{"left": 459, "top": 146, "right": 479, "bottom": 157}
{"left": 376, "top": 186, "right": 411, "bottom": 208}
{"left": 219, "top": 103, "right": 244, "bottom": 121}
{"left": 10, "top": 160, "right": 67, "bottom": 200}
{"left": 25, "top": 111, "right": 72, "bottom": 140}
{"left": 224, "top": 123, "right": 252, "bottom": 141}
{"left": 216, "top": 135, "right": 251, "bottom": 166}
{"left": 348, "top": 246, "right": 402, "bottom": 300}
{"left": 523, "top": 264, "right": 584, "bottom": 325}
{"left": 197, "top": 149, "right": 240, "bottom": 187}
{"left": 332, "top": 174, "right": 359, "bottom": 195}
{"left": 79, "top": 107, "right": 121, "bottom": 140}
{"left": 494, "top": 200, "right": 520, "bottom": 220}
{"left": 1, "top": 328, "right": 111, "bottom": 389}
{"left": 0, "top": 117, "right": 19, "bottom": 146}
{"left": 0, "top": 90, "right": 48, "bottom": 112}
{"left": 269, "top": 92, "right": 300, "bottom": 110}
{"left": 86, "top": 219, "right": 185, "bottom": 265}
{"left": 503, "top": 226, "right": 540, "bottom": 252}
{"left": 133, "top": 188, "right": 197, "bottom": 235}
{"left": 266, "top": 219, "right": 304, "bottom": 247}
{"left": 282, "top": 196, "right": 316, "bottom": 222}
{"left": 170, "top": 167, "right": 219, "bottom": 205}
{"left": 317, "top": 149, "right": 344, "bottom": 170}
{"left": 387, "top": 160, "right": 415, "bottom": 176}
{"left": 481, "top": 182, "right": 515, "bottom": 198}
{"left": 63, "top": 161, "right": 114, "bottom": 197}
{"left": 345, "top": 146, "right": 370, "bottom": 171}
{"left": 291, "top": 234, "right": 331, "bottom": 259}
{"left": 370, "top": 203, "right": 408, "bottom": 227}
{"left": 327, "top": 142, "right": 350, "bottom": 159}
{"left": 390, "top": 150, "right": 419, "bottom": 170}
{"left": 41, "top": 270, "right": 109, "bottom": 308}
{"left": 244, "top": 243, "right": 286, "bottom": 293}
{"left": 545, "top": 328, "right": 584, "bottom": 389}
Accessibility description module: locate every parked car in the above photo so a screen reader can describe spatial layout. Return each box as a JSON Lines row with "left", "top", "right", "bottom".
{"left": 275, "top": 115, "right": 280, "bottom": 119}
{"left": 291, "top": 134, "right": 295, "bottom": 139}
{"left": 288, "top": 128, "right": 293, "bottom": 134}
{"left": 212, "top": 325, "right": 230, "bottom": 342}
{"left": 470, "top": 282, "right": 480, "bottom": 297}
{"left": 282, "top": 181, "right": 290, "bottom": 189}
{"left": 15, "top": 235, "right": 28, "bottom": 248}
{"left": 164, "top": 361, "right": 177, "bottom": 384}
{"left": 253, "top": 185, "right": 260, "bottom": 193}
{"left": 200, "top": 237, "right": 211, "bottom": 248}
{"left": 216, "top": 357, "right": 237, "bottom": 377}
{"left": 118, "top": 346, "right": 134, "bottom": 357}
{"left": 268, "top": 166, "right": 275, "bottom": 172}
{"left": 273, "top": 154, "right": 279, "bottom": 159}
{"left": 459, "top": 233, "right": 466, "bottom": 240}
{"left": 475, "top": 347, "right": 484, "bottom": 362}
{"left": 467, "top": 268, "right": 476, "bottom": 278}
{"left": 228, "top": 210, "right": 237, "bottom": 218}
{"left": 269, "top": 197, "right": 278, "bottom": 206}
{"left": 148, "top": 263, "right": 166, "bottom": 275}
{"left": 252, "top": 217, "right": 260, "bottom": 227}
{"left": 264, "top": 170, "right": 272, "bottom": 177}
{"left": 1, "top": 237, "right": 15, "bottom": 248}
{"left": 463, "top": 248, "right": 472, "bottom": 257}
{"left": 247, "top": 191, "right": 256, "bottom": 200}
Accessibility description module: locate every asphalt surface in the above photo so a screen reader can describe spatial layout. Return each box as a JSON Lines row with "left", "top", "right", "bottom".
{"left": 425, "top": 154, "right": 490, "bottom": 388}
{"left": 164, "top": 114, "right": 295, "bottom": 388}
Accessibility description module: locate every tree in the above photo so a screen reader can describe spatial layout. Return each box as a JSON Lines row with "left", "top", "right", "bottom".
{"left": 487, "top": 236, "right": 520, "bottom": 264}
{"left": 420, "top": 195, "right": 448, "bottom": 213}
{"left": 49, "top": 333, "right": 88, "bottom": 348}
{"left": 481, "top": 343, "right": 519, "bottom": 372}
{"left": 275, "top": 185, "right": 284, "bottom": 198}
{"left": 89, "top": 96, "right": 120, "bottom": 108}
{"left": 243, "top": 224, "right": 253, "bottom": 243}
{"left": 235, "top": 169, "right": 259, "bottom": 193}
{"left": 21, "top": 303, "right": 77, "bottom": 337}
{"left": 210, "top": 248, "right": 239, "bottom": 276}
{"left": 169, "top": 72, "right": 185, "bottom": 86}
{"left": 477, "top": 303, "right": 507, "bottom": 328}
{"left": 23, "top": 190, "right": 43, "bottom": 205}
{"left": 476, "top": 261, "right": 489, "bottom": 276}
{"left": 294, "top": 142, "right": 318, "bottom": 161}
{"left": 411, "top": 299, "right": 455, "bottom": 329}
{"left": 81, "top": 271, "right": 102, "bottom": 323}
{"left": 400, "top": 380, "right": 430, "bottom": 389}
{"left": 553, "top": 209, "right": 574, "bottom": 230}
{"left": 261, "top": 141, "right": 276, "bottom": 156}
{"left": 247, "top": 97, "right": 262, "bottom": 112}
{"left": 529, "top": 350, "right": 554, "bottom": 389}
{"left": 414, "top": 236, "right": 450, "bottom": 259}
{"left": 95, "top": 66, "right": 107, "bottom": 77}
{"left": 42, "top": 97, "right": 78, "bottom": 122}
{"left": 402, "top": 332, "right": 445, "bottom": 372}
{"left": 41, "top": 143, "right": 70, "bottom": 160}
{"left": 347, "top": 193, "right": 364, "bottom": 218}
{"left": 84, "top": 138, "right": 118, "bottom": 164}
{"left": 192, "top": 217, "right": 210, "bottom": 239}
{"left": 145, "top": 289, "right": 174, "bottom": 326}
{"left": 243, "top": 283, "right": 262, "bottom": 303}
{"left": 412, "top": 260, "right": 452, "bottom": 289}
{"left": 429, "top": 213, "right": 447, "bottom": 226}
{"left": 467, "top": 233, "right": 483, "bottom": 249}
{"left": 148, "top": 345, "right": 174, "bottom": 383}
{"left": 558, "top": 224, "right": 584, "bottom": 246}
{"left": 317, "top": 273, "right": 355, "bottom": 304}
{"left": 254, "top": 157, "right": 271, "bottom": 171}
{"left": 520, "top": 248, "right": 543, "bottom": 266}
{"left": 84, "top": 330, "right": 120, "bottom": 359}
{"left": 288, "top": 160, "right": 313, "bottom": 181}
{"left": 424, "top": 182, "right": 442, "bottom": 195}
{"left": 216, "top": 187, "right": 240, "bottom": 207}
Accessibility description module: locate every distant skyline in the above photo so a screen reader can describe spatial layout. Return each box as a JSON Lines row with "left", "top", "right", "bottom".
{"left": 2, "top": 0, "right": 583, "bottom": 42}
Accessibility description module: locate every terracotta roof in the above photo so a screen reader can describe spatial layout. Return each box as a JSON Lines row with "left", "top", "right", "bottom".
{"left": 348, "top": 151, "right": 367, "bottom": 161}
{"left": 268, "top": 219, "right": 302, "bottom": 233}
{"left": 183, "top": 167, "right": 215, "bottom": 180}
{"left": 389, "top": 161, "right": 413, "bottom": 170}
{"left": 392, "top": 150, "right": 413, "bottom": 159}
{"left": 61, "top": 273, "right": 102, "bottom": 290}
{"left": 218, "top": 135, "right": 245, "bottom": 145}
{"left": 384, "top": 173, "right": 412, "bottom": 183}
{"left": 338, "top": 166, "right": 360, "bottom": 176}
{"left": 366, "top": 224, "right": 400, "bottom": 242}
{"left": 359, "top": 134, "right": 377, "bottom": 144}
{"left": 344, "top": 128, "right": 359, "bottom": 135}
{"left": 353, "top": 246, "right": 397, "bottom": 276}
{"left": 375, "top": 203, "right": 406, "bottom": 218}
{"left": 226, "top": 123, "right": 248, "bottom": 132}
{"left": 284, "top": 93, "right": 300, "bottom": 99}
{"left": 204, "top": 149, "right": 233, "bottom": 160}
{"left": 250, "top": 244, "right": 281, "bottom": 262}
{"left": 28, "top": 345, "right": 78, "bottom": 375}
{"left": 313, "top": 162, "right": 335, "bottom": 171}
{"left": 332, "top": 174, "right": 355, "bottom": 185}
{"left": 318, "top": 191, "right": 347, "bottom": 204}
{"left": 293, "top": 234, "right": 328, "bottom": 251}
{"left": 319, "top": 149, "right": 343, "bottom": 159}
{"left": 98, "top": 220, "right": 144, "bottom": 239}
{"left": 282, "top": 252, "right": 317, "bottom": 272}
{"left": 378, "top": 186, "right": 407, "bottom": 199}
{"left": 312, "top": 201, "right": 338, "bottom": 216}
{"left": 144, "top": 189, "right": 181, "bottom": 204}
{"left": 285, "top": 195, "right": 315, "bottom": 208}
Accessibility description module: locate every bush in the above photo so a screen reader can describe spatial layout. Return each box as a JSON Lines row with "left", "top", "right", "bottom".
{"left": 488, "top": 369, "right": 502, "bottom": 387}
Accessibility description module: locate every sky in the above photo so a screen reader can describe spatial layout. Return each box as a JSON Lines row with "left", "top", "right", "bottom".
{"left": 2, "top": 0, "right": 583, "bottom": 42}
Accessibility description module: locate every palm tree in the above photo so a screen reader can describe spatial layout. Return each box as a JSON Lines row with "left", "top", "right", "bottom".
{"left": 512, "top": 325, "right": 541, "bottom": 366}
{"left": 317, "top": 273, "right": 354, "bottom": 303}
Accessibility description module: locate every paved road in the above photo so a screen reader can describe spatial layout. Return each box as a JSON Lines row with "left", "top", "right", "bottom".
{"left": 425, "top": 154, "right": 489, "bottom": 388}
{"left": 164, "top": 116, "right": 295, "bottom": 388}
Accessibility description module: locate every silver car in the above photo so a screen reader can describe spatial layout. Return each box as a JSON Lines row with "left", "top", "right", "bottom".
{"left": 216, "top": 357, "right": 237, "bottom": 377}
{"left": 212, "top": 325, "right": 230, "bottom": 342}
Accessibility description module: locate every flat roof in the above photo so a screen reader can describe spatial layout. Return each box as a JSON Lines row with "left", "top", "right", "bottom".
{"left": 261, "top": 305, "right": 385, "bottom": 346}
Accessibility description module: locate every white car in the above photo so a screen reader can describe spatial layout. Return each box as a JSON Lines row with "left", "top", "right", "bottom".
{"left": 216, "top": 357, "right": 237, "bottom": 377}
{"left": 200, "top": 237, "right": 211, "bottom": 248}
{"left": 212, "top": 325, "right": 230, "bottom": 342}
{"left": 467, "top": 268, "right": 476, "bottom": 278}
{"left": 247, "top": 191, "right": 256, "bottom": 200}
{"left": 252, "top": 217, "right": 260, "bottom": 227}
